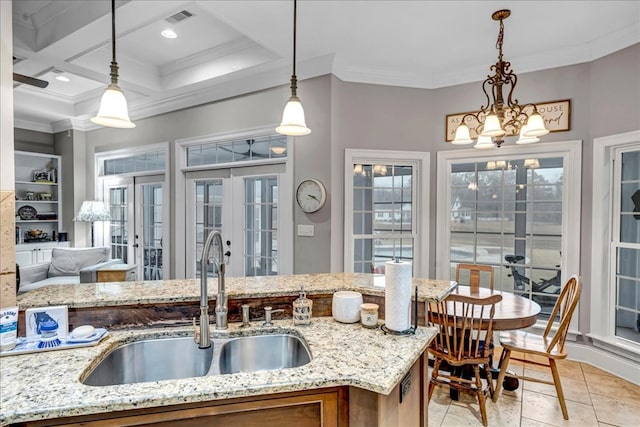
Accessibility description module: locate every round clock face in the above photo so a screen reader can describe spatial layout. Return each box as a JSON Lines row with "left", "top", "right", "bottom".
{"left": 296, "top": 179, "right": 326, "bottom": 213}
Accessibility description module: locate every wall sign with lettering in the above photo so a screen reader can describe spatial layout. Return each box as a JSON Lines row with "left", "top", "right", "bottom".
{"left": 445, "top": 99, "right": 571, "bottom": 142}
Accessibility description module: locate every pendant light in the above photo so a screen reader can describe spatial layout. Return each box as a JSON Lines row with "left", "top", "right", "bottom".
{"left": 276, "top": 0, "right": 310, "bottom": 136}
{"left": 91, "top": 0, "right": 135, "bottom": 128}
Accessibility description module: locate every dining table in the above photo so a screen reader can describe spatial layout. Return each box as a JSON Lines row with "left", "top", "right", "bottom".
{"left": 449, "top": 285, "right": 542, "bottom": 330}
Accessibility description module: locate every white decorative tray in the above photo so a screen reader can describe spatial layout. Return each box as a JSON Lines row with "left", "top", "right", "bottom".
{"left": 0, "top": 328, "right": 108, "bottom": 357}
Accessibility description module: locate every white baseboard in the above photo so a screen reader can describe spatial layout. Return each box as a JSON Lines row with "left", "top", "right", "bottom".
{"left": 565, "top": 342, "right": 640, "bottom": 386}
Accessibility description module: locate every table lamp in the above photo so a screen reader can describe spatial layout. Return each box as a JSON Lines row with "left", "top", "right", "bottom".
{"left": 74, "top": 201, "right": 111, "bottom": 247}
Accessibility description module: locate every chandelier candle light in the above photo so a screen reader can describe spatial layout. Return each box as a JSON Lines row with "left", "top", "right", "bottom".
{"left": 91, "top": 0, "right": 135, "bottom": 128}
{"left": 276, "top": 0, "right": 311, "bottom": 136}
{"left": 452, "top": 9, "right": 549, "bottom": 148}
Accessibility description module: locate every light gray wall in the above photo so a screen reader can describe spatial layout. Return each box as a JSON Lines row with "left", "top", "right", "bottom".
{"left": 14, "top": 128, "right": 54, "bottom": 153}
{"left": 83, "top": 75, "right": 335, "bottom": 276}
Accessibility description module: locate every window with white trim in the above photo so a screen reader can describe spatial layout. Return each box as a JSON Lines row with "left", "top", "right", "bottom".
{"left": 590, "top": 131, "right": 640, "bottom": 360}
{"left": 344, "top": 149, "right": 430, "bottom": 278}
{"left": 436, "top": 141, "right": 582, "bottom": 326}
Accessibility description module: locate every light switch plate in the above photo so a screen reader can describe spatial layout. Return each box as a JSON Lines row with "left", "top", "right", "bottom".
{"left": 297, "top": 224, "right": 315, "bottom": 237}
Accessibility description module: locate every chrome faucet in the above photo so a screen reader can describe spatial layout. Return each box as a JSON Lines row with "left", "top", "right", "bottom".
{"left": 193, "top": 230, "right": 228, "bottom": 348}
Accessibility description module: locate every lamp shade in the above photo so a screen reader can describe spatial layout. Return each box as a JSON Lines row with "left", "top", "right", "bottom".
{"left": 75, "top": 201, "right": 112, "bottom": 222}
{"left": 452, "top": 124, "right": 473, "bottom": 145}
{"left": 474, "top": 135, "right": 495, "bottom": 150}
{"left": 516, "top": 124, "right": 540, "bottom": 144}
{"left": 523, "top": 113, "right": 549, "bottom": 137}
{"left": 276, "top": 95, "right": 310, "bottom": 136}
{"left": 524, "top": 158, "right": 540, "bottom": 169}
{"left": 480, "top": 114, "right": 506, "bottom": 137}
{"left": 90, "top": 84, "right": 135, "bottom": 128}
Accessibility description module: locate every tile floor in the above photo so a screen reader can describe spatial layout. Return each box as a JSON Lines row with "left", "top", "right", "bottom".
{"left": 428, "top": 349, "right": 640, "bottom": 426}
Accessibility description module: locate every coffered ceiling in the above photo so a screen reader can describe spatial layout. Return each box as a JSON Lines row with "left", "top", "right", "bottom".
{"left": 11, "top": 0, "right": 640, "bottom": 133}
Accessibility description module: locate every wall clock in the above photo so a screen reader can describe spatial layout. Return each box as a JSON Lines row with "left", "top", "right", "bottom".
{"left": 296, "top": 179, "right": 327, "bottom": 213}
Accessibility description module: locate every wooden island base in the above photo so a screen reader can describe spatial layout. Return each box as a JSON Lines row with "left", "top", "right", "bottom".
{"left": 15, "top": 354, "right": 427, "bottom": 427}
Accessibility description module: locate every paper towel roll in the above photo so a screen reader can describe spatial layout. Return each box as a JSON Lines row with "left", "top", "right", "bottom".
{"left": 384, "top": 260, "right": 412, "bottom": 332}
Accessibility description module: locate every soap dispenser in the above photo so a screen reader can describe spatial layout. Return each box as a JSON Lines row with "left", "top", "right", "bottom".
{"left": 293, "top": 286, "right": 312, "bottom": 325}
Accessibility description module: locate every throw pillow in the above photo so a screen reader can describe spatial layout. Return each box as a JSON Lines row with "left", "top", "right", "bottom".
{"left": 48, "top": 247, "right": 110, "bottom": 278}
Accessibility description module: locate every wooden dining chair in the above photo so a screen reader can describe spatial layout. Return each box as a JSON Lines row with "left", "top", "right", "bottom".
{"left": 427, "top": 293, "right": 503, "bottom": 426}
{"left": 455, "top": 263, "right": 495, "bottom": 291}
{"left": 492, "top": 274, "right": 582, "bottom": 420}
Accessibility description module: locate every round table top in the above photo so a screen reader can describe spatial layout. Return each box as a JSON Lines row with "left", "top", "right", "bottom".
{"left": 449, "top": 286, "right": 541, "bottom": 330}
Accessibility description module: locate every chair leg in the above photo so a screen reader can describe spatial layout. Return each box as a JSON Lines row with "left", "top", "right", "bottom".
{"left": 549, "top": 358, "right": 569, "bottom": 420}
{"left": 492, "top": 348, "right": 511, "bottom": 402}
{"left": 428, "top": 358, "right": 441, "bottom": 402}
{"left": 474, "top": 365, "right": 488, "bottom": 426}
{"left": 484, "top": 361, "right": 495, "bottom": 399}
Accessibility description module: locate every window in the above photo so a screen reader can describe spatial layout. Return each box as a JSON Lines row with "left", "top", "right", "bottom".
{"left": 591, "top": 130, "right": 640, "bottom": 361}
{"left": 436, "top": 141, "right": 582, "bottom": 326}
{"left": 344, "top": 149, "right": 430, "bottom": 277}
{"left": 449, "top": 158, "right": 564, "bottom": 318}
{"left": 186, "top": 135, "right": 286, "bottom": 167}
{"left": 104, "top": 151, "right": 165, "bottom": 175}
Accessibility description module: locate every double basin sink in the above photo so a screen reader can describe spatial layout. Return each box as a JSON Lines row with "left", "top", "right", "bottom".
{"left": 82, "top": 333, "right": 312, "bottom": 387}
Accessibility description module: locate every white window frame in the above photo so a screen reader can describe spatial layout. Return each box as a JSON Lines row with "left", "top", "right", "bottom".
{"left": 590, "top": 130, "right": 640, "bottom": 362}
{"left": 436, "top": 140, "right": 582, "bottom": 332}
{"left": 344, "top": 149, "right": 430, "bottom": 278}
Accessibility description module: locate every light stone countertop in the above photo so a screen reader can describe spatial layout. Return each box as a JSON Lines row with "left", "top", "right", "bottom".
{"left": 0, "top": 318, "right": 437, "bottom": 426}
{"left": 17, "top": 272, "right": 456, "bottom": 309}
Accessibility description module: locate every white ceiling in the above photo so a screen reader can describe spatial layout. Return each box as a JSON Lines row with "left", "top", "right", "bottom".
{"left": 11, "top": 0, "right": 640, "bottom": 133}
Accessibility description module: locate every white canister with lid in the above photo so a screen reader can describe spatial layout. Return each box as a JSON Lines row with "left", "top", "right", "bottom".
{"left": 332, "top": 291, "right": 363, "bottom": 323}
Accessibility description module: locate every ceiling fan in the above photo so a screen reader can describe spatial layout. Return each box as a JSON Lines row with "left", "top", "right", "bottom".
{"left": 12, "top": 57, "right": 49, "bottom": 88}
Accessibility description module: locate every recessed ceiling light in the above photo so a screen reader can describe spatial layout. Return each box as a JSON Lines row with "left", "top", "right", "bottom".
{"left": 55, "top": 75, "right": 70, "bottom": 82}
{"left": 161, "top": 29, "right": 177, "bottom": 39}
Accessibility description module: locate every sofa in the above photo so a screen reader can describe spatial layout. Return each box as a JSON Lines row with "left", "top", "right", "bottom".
{"left": 18, "top": 247, "right": 122, "bottom": 294}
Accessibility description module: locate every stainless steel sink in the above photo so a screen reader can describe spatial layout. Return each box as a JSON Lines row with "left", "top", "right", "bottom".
{"left": 82, "top": 333, "right": 312, "bottom": 386}
{"left": 218, "top": 334, "right": 312, "bottom": 374}
{"left": 82, "top": 336, "right": 214, "bottom": 386}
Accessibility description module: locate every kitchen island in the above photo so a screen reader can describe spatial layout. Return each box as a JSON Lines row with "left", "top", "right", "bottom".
{"left": 3, "top": 273, "right": 456, "bottom": 426}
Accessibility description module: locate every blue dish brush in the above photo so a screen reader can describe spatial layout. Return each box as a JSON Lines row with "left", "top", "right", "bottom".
{"left": 38, "top": 335, "right": 61, "bottom": 348}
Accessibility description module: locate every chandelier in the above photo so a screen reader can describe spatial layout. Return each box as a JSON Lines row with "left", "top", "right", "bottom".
{"left": 451, "top": 9, "right": 548, "bottom": 148}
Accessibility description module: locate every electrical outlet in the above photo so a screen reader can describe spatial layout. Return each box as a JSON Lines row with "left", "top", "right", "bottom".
{"left": 297, "top": 224, "right": 315, "bottom": 237}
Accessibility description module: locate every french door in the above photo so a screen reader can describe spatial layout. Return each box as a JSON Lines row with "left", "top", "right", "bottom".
{"left": 185, "top": 167, "right": 292, "bottom": 278}
{"left": 102, "top": 175, "right": 167, "bottom": 280}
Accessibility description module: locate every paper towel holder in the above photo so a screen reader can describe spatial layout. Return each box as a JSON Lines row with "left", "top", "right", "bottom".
{"left": 381, "top": 286, "right": 418, "bottom": 336}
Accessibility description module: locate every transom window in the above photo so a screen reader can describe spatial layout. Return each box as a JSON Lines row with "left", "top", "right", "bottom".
{"left": 186, "top": 135, "right": 287, "bottom": 167}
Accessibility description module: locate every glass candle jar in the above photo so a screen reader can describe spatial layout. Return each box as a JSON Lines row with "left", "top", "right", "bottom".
{"left": 360, "top": 303, "right": 379, "bottom": 328}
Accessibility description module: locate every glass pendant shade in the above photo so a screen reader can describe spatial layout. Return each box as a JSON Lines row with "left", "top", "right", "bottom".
{"left": 524, "top": 158, "right": 540, "bottom": 169}
{"left": 452, "top": 124, "right": 473, "bottom": 145}
{"left": 523, "top": 113, "right": 549, "bottom": 137}
{"left": 480, "top": 114, "right": 506, "bottom": 137}
{"left": 276, "top": 95, "right": 310, "bottom": 136}
{"left": 91, "top": 84, "right": 135, "bottom": 128}
{"left": 516, "top": 124, "right": 539, "bottom": 144}
{"left": 474, "top": 135, "right": 495, "bottom": 149}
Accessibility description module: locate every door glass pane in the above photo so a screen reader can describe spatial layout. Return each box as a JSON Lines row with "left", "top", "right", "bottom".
{"left": 194, "top": 180, "right": 223, "bottom": 278}
{"left": 245, "top": 176, "right": 278, "bottom": 276}
{"left": 141, "top": 184, "right": 163, "bottom": 280}
{"left": 109, "top": 187, "right": 128, "bottom": 263}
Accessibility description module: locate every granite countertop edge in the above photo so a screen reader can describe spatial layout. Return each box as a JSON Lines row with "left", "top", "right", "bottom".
{"left": 0, "top": 318, "right": 437, "bottom": 426}
{"left": 17, "top": 273, "right": 457, "bottom": 309}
